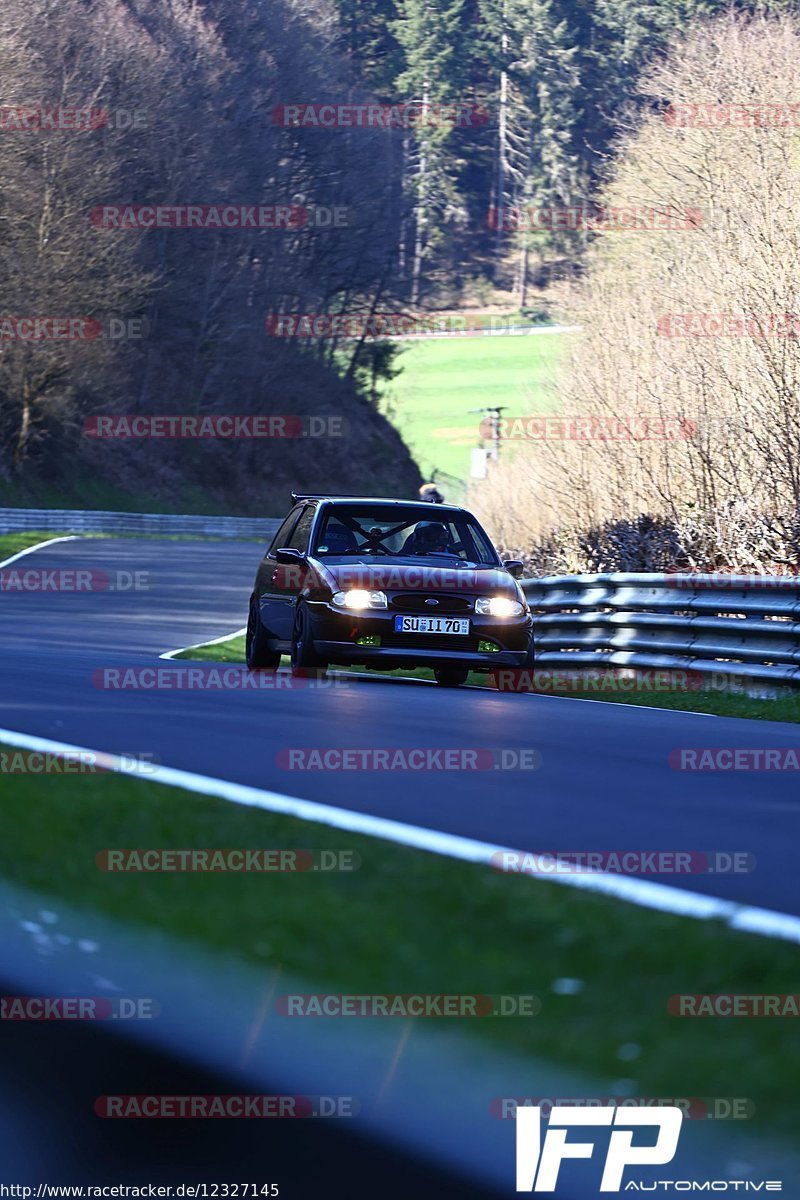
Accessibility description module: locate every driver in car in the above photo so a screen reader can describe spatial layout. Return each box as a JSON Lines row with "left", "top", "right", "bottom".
{"left": 409, "top": 521, "right": 455, "bottom": 556}
{"left": 318, "top": 524, "right": 359, "bottom": 555}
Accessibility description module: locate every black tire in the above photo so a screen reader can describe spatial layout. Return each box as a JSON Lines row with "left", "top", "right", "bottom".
{"left": 290, "top": 602, "right": 328, "bottom": 677}
{"left": 434, "top": 667, "right": 469, "bottom": 688}
{"left": 492, "top": 635, "right": 535, "bottom": 693}
{"left": 246, "top": 596, "right": 281, "bottom": 670}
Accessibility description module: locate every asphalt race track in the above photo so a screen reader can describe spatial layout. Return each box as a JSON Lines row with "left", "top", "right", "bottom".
{"left": 2, "top": 536, "right": 799, "bottom": 917}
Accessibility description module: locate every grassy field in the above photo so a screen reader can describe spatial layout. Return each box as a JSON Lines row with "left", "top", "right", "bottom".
{"left": 2, "top": 752, "right": 799, "bottom": 1137}
{"left": 383, "top": 331, "right": 568, "bottom": 491}
{"left": 1, "top": 323, "right": 571, "bottom": 511}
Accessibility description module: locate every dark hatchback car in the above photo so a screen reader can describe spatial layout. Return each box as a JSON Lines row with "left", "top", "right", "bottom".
{"left": 246, "top": 494, "right": 534, "bottom": 688}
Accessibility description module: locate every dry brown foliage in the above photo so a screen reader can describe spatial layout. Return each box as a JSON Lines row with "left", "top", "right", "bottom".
{"left": 471, "top": 12, "right": 800, "bottom": 572}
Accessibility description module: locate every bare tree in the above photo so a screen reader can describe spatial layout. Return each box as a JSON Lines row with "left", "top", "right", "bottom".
{"left": 472, "top": 11, "right": 800, "bottom": 567}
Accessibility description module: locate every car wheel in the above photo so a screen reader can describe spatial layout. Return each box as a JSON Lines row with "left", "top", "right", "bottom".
{"left": 246, "top": 596, "right": 281, "bottom": 670}
{"left": 434, "top": 667, "right": 469, "bottom": 688}
{"left": 492, "top": 635, "right": 535, "bottom": 693}
{"left": 291, "top": 602, "right": 328, "bottom": 677}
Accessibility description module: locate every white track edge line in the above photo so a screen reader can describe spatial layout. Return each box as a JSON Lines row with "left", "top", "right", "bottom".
{"left": 0, "top": 540, "right": 768, "bottom": 724}
{"left": 159, "top": 638, "right": 724, "bottom": 710}
{"left": 0, "top": 535, "right": 81, "bottom": 571}
{"left": 533, "top": 693, "right": 718, "bottom": 717}
{"left": 1, "top": 723, "right": 798, "bottom": 945}
{"left": 160, "top": 627, "right": 247, "bottom": 660}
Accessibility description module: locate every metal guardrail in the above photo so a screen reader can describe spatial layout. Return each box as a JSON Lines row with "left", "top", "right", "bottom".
{"left": 0, "top": 507, "right": 280, "bottom": 540}
{"left": 3, "top": 517, "right": 796, "bottom": 683}
{"left": 522, "top": 571, "right": 800, "bottom": 686}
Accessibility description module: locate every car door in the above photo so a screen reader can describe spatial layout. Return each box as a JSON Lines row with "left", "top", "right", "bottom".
{"left": 254, "top": 506, "right": 303, "bottom": 643}
{"left": 257, "top": 504, "right": 317, "bottom": 644}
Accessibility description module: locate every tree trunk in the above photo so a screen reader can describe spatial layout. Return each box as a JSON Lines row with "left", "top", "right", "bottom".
{"left": 13, "top": 379, "right": 31, "bottom": 467}
{"left": 410, "top": 85, "right": 429, "bottom": 306}
{"left": 398, "top": 133, "right": 409, "bottom": 283}
{"left": 516, "top": 240, "right": 529, "bottom": 308}
{"left": 493, "top": 0, "right": 509, "bottom": 281}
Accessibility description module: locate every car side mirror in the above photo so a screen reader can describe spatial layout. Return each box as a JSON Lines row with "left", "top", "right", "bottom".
{"left": 503, "top": 559, "right": 524, "bottom": 578}
{"left": 275, "top": 547, "right": 306, "bottom": 564}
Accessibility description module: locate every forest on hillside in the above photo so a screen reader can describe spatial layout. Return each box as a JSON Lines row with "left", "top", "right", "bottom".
{"left": 1, "top": 0, "right": 797, "bottom": 543}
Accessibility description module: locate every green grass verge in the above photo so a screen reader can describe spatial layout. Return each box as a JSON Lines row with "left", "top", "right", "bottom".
{"left": 172, "top": 633, "right": 442, "bottom": 677}
{"left": 546, "top": 686, "right": 800, "bottom": 724}
{"left": 0, "top": 530, "right": 255, "bottom": 556}
{"left": 172, "top": 634, "right": 800, "bottom": 722}
{"left": 172, "top": 633, "right": 249, "bottom": 663}
{"left": 173, "top": 633, "right": 492, "bottom": 683}
{"left": 0, "top": 531, "right": 75, "bottom": 560}
{"left": 383, "top": 331, "right": 568, "bottom": 486}
{"left": 2, "top": 754, "right": 798, "bottom": 1136}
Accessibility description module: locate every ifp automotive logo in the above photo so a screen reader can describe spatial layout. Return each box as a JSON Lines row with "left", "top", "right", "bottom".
{"left": 514, "top": 1106, "right": 783, "bottom": 1192}
{"left": 515, "top": 1105, "right": 682, "bottom": 1191}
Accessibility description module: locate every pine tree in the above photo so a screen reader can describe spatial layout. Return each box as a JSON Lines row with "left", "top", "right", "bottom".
{"left": 479, "top": 0, "right": 583, "bottom": 295}
{"left": 517, "top": 0, "right": 584, "bottom": 296}
{"left": 393, "top": 0, "right": 469, "bottom": 302}
{"left": 578, "top": 0, "right": 718, "bottom": 181}
{"left": 331, "top": 0, "right": 405, "bottom": 94}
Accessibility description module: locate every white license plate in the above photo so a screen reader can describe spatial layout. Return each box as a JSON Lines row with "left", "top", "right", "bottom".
{"left": 394, "top": 615, "right": 470, "bottom": 635}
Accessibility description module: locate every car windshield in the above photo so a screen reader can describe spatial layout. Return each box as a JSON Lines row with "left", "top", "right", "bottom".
{"left": 313, "top": 505, "right": 500, "bottom": 567}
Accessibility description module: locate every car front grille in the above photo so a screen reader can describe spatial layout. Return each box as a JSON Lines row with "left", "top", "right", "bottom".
{"left": 383, "top": 633, "right": 481, "bottom": 651}
{"left": 389, "top": 593, "right": 472, "bottom": 613}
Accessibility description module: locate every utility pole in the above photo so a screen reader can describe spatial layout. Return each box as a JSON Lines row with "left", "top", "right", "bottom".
{"left": 469, "top": 405, "right": 507, "bottom": 461}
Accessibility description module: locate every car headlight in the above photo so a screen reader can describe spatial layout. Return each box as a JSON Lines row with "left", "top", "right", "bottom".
{"left": 475, "top": 596, "right": 524, "bottom": 618}
{"left": 332, "top": 589, "right": 388, "bottom": 610}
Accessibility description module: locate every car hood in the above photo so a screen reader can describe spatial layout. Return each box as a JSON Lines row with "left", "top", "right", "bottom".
{"left": 310, "top": 557, "right": 519, "bottom": 596}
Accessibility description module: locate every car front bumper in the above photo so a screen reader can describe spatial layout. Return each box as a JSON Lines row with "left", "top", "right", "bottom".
{"left": 308, "top": 601, "right": 533, "bottom": 670}
{"left": 313, "top": 642, "right": 529, "bottom": 669}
